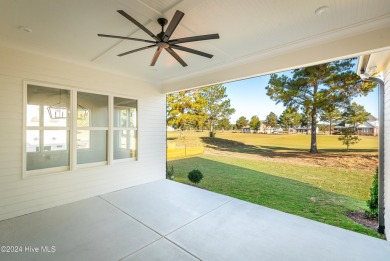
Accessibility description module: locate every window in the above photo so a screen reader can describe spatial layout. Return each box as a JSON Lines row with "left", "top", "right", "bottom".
{"left": 113, "top": 97, "right": 137, "bottom": 160}
{"left": 26, "top": 85, "right": 70, "bottom": 172}
{"left": 77, "top": 92, "right": 108, "bottom": 165}
{"left": 24, "top": 82, "right": 138, "bottom": 176}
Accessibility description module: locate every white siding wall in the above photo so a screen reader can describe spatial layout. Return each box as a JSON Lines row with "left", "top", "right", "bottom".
{"left": 384, "top": 65, "right": 390, "bottom": 236}
{"left": 0, "top": 47, "right": 166, "bottom": 221}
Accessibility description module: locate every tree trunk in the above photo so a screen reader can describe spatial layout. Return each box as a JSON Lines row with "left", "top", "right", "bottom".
{"left": 329, "top": 120, "right": 332, "bottom": 135}
{"left": 310, "top": 84, "right": 318, "bottom": 153}
{"left": 310, "top": 108, "right": 318, "bottom": 153}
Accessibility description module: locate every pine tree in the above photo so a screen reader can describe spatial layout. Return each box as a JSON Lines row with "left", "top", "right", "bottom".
{"left": 265, "top": 58, "right": 376, "bottom": 153}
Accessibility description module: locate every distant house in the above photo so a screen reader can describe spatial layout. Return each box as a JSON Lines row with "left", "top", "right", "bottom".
{"left": 333, "top": 115, "right": 378, "bottom": 136}
{"left": 258, "top": 122, "right": 268, "bottom": 133}
{"left": 288, "top": 128, "right": 296, "bottom": 134}
{"left": 242, "top": 124, "right": 282, "bottom": 134}
{"left": 263, "top": 126, "right": 283, "bottom": 134}
{"left": 357, "top": 115, "right": 379, "bottom": 136}
{"left": 295, "top": 126, "right": 319, "bottom": 134}
{"left": 242, "top": 126, "right": 251, "bottom": 133}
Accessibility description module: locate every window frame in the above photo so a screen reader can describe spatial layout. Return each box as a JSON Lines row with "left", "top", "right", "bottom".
{"left": 23, "top": 81, "right": 138, "bottom": 178}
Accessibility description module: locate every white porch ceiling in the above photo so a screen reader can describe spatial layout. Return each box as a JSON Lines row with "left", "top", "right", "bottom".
{"left": 1, "top": 0, "right": 390, "bottom": 87}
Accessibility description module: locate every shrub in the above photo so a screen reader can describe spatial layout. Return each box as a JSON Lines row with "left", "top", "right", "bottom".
{"left": 366, "top": 167, "right": 378, "bottom": 217}
{"left": 166, "top": 164, "right": 174, "bottom": 180}
{"left": 188, "top": 169, "right": 203, "bottom": 184}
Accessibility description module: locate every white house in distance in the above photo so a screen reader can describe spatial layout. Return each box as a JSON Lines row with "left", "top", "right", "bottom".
{"left": 357, "top": 115, "right": 379, "bottom": 136}
{"left": 334, "top": 114, "right": 379, "bottom": 136}
{"left": 0, "top": 0, "right": 390, "bottom": 251}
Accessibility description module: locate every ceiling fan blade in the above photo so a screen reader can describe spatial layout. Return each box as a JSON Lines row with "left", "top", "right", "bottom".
{"left": 117, "top": 10, "right": 160, "bottom": 41}
{"left": 117, "top": 44, "right": 157, "bottom": 57}
{"left": 98, "top": 34, "right": 156, "bottom": 44}
{"left": 150, "top": 47, "right": 164, "bottom": 66}
{"left": 169, "top": 33, "right": 220, "bottom": 45}
{"left": 162, "top": 10, "right": 184, "bottom": 42}
{"left": 170, "top": 45, "right": 213, "bottom": 59}
{"left": 165, "top": 47, "right": 188, "bottom": 67}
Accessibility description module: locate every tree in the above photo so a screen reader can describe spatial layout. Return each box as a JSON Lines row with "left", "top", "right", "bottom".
{"left": 278, "top": 108, "right": 301, "bottom": 133}
{"left": 343, "top": 102, "right": 370, "bottom": 128}
{"left": 236, "top": 116, "right": 248, "bottom": 129}
{"left": 319, "top": 106, "right": 342, "bottom": 135}
{"left": 338, "top": 128, "right": 361, "bottom": 151}
{"left": 299, "top": 111, "right": 310, "bottom": 134}
{"left": 317, "top": 124, "right": 328, "bottom": 133}
{"left": 167, "top": 91, "right": 194, "bottom": 132}
{"left": 264, "top": 112, "right": 278, "bottom": 129}
{"left": 191, "top": 89, "right": 208, "bottom": 131}
{"left": 265, "top": 59, "right": 376, "bottom": 153}
{"left": 199, "top": 85, "right": 235, "bottom": 135}
{"left": 249, "top": 115, "right": 261, "bottom": 131}
{"left": 217, "top": 118, "right": 231, "bottom": 131}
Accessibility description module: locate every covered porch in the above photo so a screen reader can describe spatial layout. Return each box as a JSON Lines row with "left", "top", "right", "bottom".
{"left": 1, "top": 180, "right": 389, "bottom": 261}
{"left": 1, "top": 0, "right": 390, "bottom": 259}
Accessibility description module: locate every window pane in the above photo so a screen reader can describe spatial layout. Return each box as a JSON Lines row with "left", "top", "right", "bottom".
{"left": 77, "top": 105, "right": 90, "bottom": 127}
{"left": 26, "top": 105, "right": 40, "bottom": 127}
{"left": 26, "top": 130, "right": 40, "bottom": 152}
{"left": 26, "top": 131, "right": 69, "bottom": 171}
{"left": 44, "top": 130, "right": 68, "bottom": 151}
{"left": 114, "top": 97, "right": 137, "bottom": 128}
{"left": 27, "top": 85, "right": 70, "bottom": 127}
{"left": 78, "top": 92, "right": 108, "bottom": 127}
{"left": 113, "top": 130, "right": 137, "bottom": 160}
{"left": 77, "top": 130, "right": 90, "bottom": 149}
{"left": 77, "top": 130, "right": 107, "bottom": 164}
{"left": 130, "top": 108, "right": 137, "bottom": 128}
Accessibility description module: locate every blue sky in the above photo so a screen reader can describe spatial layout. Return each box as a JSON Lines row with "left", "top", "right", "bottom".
{"left": 224, "top": 72, "right": 378, "bottom": 123}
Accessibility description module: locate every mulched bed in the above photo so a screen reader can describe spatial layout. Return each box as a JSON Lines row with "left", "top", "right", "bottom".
{"left": 347, "top": 210, "right": 378, "bottom": 231}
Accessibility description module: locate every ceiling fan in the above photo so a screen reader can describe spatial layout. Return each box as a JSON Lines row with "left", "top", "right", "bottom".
{"left": 98, "top": 10, "right": 219, "bottom": 67}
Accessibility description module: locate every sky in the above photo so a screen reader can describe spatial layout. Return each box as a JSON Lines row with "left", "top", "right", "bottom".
{"left": 224, "top": 70, "right": 379, "bottom": 123}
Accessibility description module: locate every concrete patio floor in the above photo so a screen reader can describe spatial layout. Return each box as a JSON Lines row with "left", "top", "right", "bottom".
{"left": 1, "top": 180, "right": 389, "bottom": 261}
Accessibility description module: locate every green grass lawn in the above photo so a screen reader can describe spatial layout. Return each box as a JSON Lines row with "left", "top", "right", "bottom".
{"left": 169, "top": 154, "right": 381, "bottom": 238}
{"left": 168, "top": 131, "right": 378, "bottom": 152}
{"left": 167, "top": 131, "right": 380, "bottom": 238}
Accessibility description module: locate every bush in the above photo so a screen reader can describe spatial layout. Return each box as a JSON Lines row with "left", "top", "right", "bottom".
{"left": 166, "top": 164, "right": 174, "bottom": 180}
{"left": 209, "top": 131, "right": 216, "bottom": 138}
{"left": 366, "top": 167, "right": 378, "bottom": 217}
{"left": 188, "top": 169, "right": 203, "bottom": 184}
